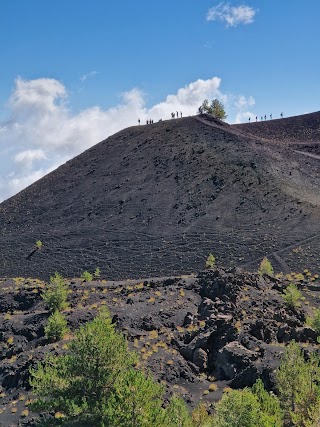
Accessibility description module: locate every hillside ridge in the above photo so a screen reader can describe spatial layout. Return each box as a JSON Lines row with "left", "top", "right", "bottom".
{"left": 0, "top": 113, "right": 319, "bottom": 280}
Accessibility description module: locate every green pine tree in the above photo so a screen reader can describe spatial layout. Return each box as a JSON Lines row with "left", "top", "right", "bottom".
{"left": 30, "top": 308, "right": 137, "bottom": 425}
{"left": 106, "top": 368, "right": 166, "bottom": 427}
{"left": 42, "top": 272, "right": 69, "bottom": 312}
{"left": 276, "top": 341, "right": 320, "bottom": 426}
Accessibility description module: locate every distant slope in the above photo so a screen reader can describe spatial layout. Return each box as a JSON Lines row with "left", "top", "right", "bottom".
{"left": 233, "top": 111, "right": 320, "bottom": 144}
{"left": 0, "top": 114, "right": 319, "bottom": 279}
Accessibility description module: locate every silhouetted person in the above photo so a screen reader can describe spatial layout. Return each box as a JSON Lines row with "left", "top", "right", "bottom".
{"left": 249, "top": 117, "right": 251, "bottom": 122}
{"left": 270, "top": 114, "right": 272, "bottom": 119}
{"left": 261, "top": 116, "right": 263, "bottom": 121}
{"left": 176, "top": 111, "right": 179, "bottom": 118}
{"left": 264, "top": 115, "right": 266, "bottom": 121}
{"left": 138, "top": 119, "right": 140, "bottom": 125}
{"left": 256, "top": 116, "right": 258, "bottom": 122}
{"left": 280, "top": 112, "right": 284, "bottom": 118}
{"left": 180, "top": 112, "right": 182, "bottom": 118}
{"left": 171, "top": 112, "right": 175, "bottom": 119}
{"left": 146, "top": 120, "right": 149, "bottom": 125}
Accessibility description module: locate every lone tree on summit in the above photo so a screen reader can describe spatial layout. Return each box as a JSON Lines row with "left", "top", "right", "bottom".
{"left": 200, "top": 98, "right": 227, "bottom": 120}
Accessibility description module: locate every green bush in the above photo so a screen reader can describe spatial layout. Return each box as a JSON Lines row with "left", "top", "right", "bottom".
{"left": 276, "top": 341, "right": 320, "bottom": 426}
{"left": 106, "top": 369, "right": 167, "bottom": 427}
{"left": 205, "top": 253, "right": 216, "bottom": 269}
{"left": 30, "top": 308, "right": 138, "bottom": 425}
{"left": 258, "top": 257, "right": 274, "bottom": 276}
{"left": 252, "top": 379, "right": 283, "bottom": 427}
{"left": 44, "top": 310, "right": 68, "bottom": 342}
{"left": 42, "top": 272, "right": 69, "bottom": 312}
{"left": 94, "top": 267, "right": 101, "bottom": 279}
{"left": 165, "top": 395, "right": 194, "bottom": 427}
{"left": 30, "top": 308, "right": 193, "bottom": 426}
{"left": 81, "top": 270, "right": 93, "bottom": 281}
{"left": 212, "top": 388, "right": 270, "bottom": 427}
{"left": 310, "top": 309, "right": 320, "bottom": 335}
{"left": 200, "top": 99, "right": 227, "bottom": 120}
{"left": 192, "top": 402, "right": 214, "bottom": 427}
{"left": 282, "top": 283, "right": 302, "bottom": 309}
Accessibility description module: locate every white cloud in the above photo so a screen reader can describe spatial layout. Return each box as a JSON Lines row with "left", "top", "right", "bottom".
{"left": 232, "top": 94, "right": 256, "bottom": 123}
{"left": 207, "top": 3, "right": 257, "bottom": 27}
{"left": 14, "top": 149, "right": 47, "bottom": 168}
{"left": 80, "top": 71, "right": 99, "bottom": 82}
{"left": 0, "top": 76, "right": 254, "bottom": 202}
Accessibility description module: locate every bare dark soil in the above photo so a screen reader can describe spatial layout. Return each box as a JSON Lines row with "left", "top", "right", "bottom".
{"left": 1, "top": 267, "right": 320, "bottom": 426}
{"left": 0, "top": 113, "right": 319, "bottom": 280}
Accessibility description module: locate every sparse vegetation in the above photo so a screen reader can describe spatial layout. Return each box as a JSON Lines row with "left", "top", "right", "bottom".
{"left": 81, "top": 270, "right": 93, "bottom": 281}
{"left": 36, "top": 240, "right": 43, "bottom": 249}
{"left": 310, "top": 308, "right": 320, "bottom": 337}
{"left": 42, "top": 272, "right": 69, "bottom": 312}
{"left": 29, "top": 308, "right": 194, "bottom": 426}
{"left": 94, "top": 267, "right": 101, "bottom": 278}
{"left": 44, "top": 310, "right": 68, "bottom": 342}
{"left": 283, "top": 283, "right": 302, "bottom": 309}
{"left": 258, "top": 257, "right": 274, "bottom": 276}
{"left": 212, "top": 385, "right": 282, "bottom": 427}
{"left": 205, "top": 253, "right": 216, "bottom": 269}
{"left": 276, "top": 341, "right": 320, "bottom": 426}
{"left": 199, "top": 99, "right": 227, "bottom": 120}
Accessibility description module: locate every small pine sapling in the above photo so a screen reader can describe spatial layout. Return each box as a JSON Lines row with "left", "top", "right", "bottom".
{"left": 283, "top": 283, "right": 302, "bottom": 309}
{"left": 45, "top": 310, "right": 68, "bottom": 342}
{"left": 258, "top": 257, "right": 274, "bottom": 276}
{"left": 205, "top": 253, "right": 216, "bottom": 269}
{"left": 81, "top": 270, "right": 93, "bottom": 281}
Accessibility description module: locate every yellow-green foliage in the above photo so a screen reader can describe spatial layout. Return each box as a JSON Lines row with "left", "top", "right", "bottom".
{"left": 36, "top": 240, "right": 43, "bottom": 249}
{"left": 205, "top": 253, "right": 216, "bottom": 269}
{"left": 44, "top": 311, "right": 68, "bottom": 342}
{"left": 258, "top": 257, "right": 274, "bottom": 276}
{"left": 81, "top": 270, "right": 93, "bottom": 281}
{"left": 42, "top": 272, "right": 69, "bottom": 312}
{"left": 282, "top": 283, "right": 302, "bottom": 309}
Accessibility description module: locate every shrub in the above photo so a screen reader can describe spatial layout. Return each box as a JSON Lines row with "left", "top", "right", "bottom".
{"left": 81, "top": 270, "right": 93, "bottom": 281}
{"left": 200, "top": 99, "right": 227, "bottom": 120}
{"left": 212, "top": 388, "right": 267, "bottom": 427}
{"left": 44, "top": 311, "right": 68, "bottom": 342}
{"left": 283, "top": 283, "right": 302, "bottom": 309}
{"left": 94, "top": 267, "right": 101, "bottom": 279}
{"left": 36, "top": 240, "right": 43, "bottom": 249}
{"left": 205, "top": 253, "right": 216, "bottom": 269}
{"left": 30, "top": 307, "right": 194, "bottom": 426}
{"left": 42, "top": 272, "right": 68, "bottom": 312}
{"left": 106, "top": 369, "right": 167, "bottom": 427}
{"left": 192, "top": 402, "right": 214, "bottom": 427}
{"left": 310, "top": 309, "right": 320, "bottom": 335}
{"left": 258, "top": 257, "right": 274, "bottom": 276}
{"left": 276, "top": 341, "right": 320, "bottom": 426}
{"left": 165, "top": 395, "right": 193, "bottom": 427}
{"left": 252, "top": 379, "right": 283, "bottom": 427}
{"left": 30, "top": 308, "right": 137, "bottom": 425}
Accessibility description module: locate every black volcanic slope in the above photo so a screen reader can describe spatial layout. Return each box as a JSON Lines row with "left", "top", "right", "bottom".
{"left": 0, "top": 113, "right": 320, "bottom": 279}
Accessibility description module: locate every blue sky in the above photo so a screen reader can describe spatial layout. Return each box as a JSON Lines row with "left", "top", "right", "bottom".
{"left": 0, "top": 0, "right": 319, "bottom": 201}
